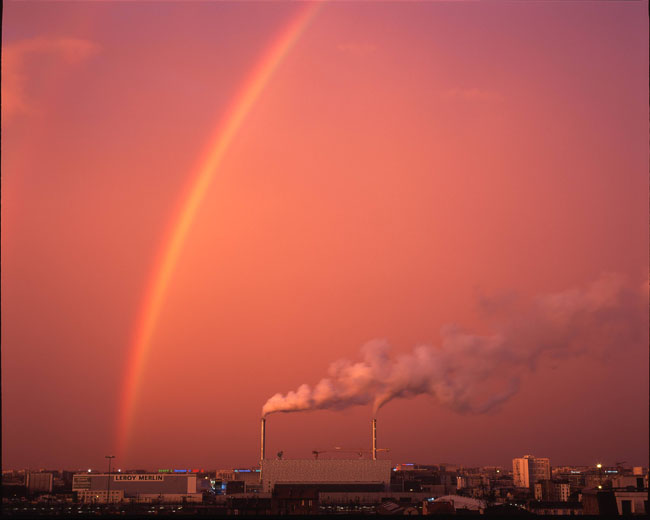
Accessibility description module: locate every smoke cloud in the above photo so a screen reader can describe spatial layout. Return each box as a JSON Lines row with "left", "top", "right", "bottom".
{"left": 262, "top": 273, "right": 647, "bottom": 417}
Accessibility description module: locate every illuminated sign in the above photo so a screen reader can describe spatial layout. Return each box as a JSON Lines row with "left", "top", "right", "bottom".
{"left": 114, "top": 475, "right": 164, "bottom": 482}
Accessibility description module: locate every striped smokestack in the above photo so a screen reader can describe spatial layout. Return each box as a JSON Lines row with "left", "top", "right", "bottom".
{"left": 372, "top": 418, "right": 377, "bottom": 460}
{"left": 260, "top": 418, "right": 266, "bottom": 461}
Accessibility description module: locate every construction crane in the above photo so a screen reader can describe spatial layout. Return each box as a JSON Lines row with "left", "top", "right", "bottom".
{"left": 312, "top": 448, "right": 364, "bottom": 459}
{"left": 312, "top": 447, "right": 390, "bottom": 459}
{"left": 333, "top": 446, "right": 391, "bottom": 453}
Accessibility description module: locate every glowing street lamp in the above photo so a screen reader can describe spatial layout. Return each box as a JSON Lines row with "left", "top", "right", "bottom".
{"left": 596, "top": 463, "right": 604, "bottom": 488}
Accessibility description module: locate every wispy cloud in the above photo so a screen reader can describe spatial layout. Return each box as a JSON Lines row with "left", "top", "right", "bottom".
{"left": 2, "top": 37, "right": 100, "bottom": 123}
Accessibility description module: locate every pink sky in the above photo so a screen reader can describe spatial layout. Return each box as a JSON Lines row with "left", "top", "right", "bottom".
{"left": 2, "top": 1, "right": 648, "bottom": 471}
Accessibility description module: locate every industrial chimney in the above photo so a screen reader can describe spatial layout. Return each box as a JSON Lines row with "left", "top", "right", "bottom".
{"left": 372, "top": 418, "right": 377, "bottom": 461}
{"left": 260, "top": 418, "right": 266, "bottom": 461}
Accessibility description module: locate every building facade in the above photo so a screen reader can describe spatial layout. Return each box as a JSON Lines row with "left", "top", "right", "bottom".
{"left": 534, "top": 479, "right": 570, "bottom": 501}
{"left": 26, "top": 473, "right": 53, "bottom": 494}
{"left": 513, "top": 455, "right": 551, "bottom": 488}
{"left": 260, "top": 459, "right": 392, "bottom": 493}
{"left": 72, "top": 473, "right": 200, "bottom": 503}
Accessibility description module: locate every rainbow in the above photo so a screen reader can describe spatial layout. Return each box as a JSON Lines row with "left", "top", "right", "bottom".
{"left": 116, "top": 1, "right": 323, "bottom": 460}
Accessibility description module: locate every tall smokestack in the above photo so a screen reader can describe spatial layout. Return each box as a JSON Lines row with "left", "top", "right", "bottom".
{"left": 372, "top": 418, "right": 377, "bottom": 461}
{"left": 260, "top": 418, "right": 266, "bottom": 462}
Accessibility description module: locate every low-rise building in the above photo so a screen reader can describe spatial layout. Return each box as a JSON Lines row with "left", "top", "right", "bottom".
{"left": 612, "top": 474, "right": 647, "bottom": 490}
{"left": 271, "top": 484, "right": 319, "bottom": 515}
{"left": 72, "top": 472, "right": 201, "bottom": 503}
{"left": 26, "top": 473, "right": 53, "bottom": 494}
{"left": 612, "top": 489, "right": 648, "bottom": 515}
{"left": 527, "top": 500, "right": 582, "bottom": 516}
{"left": 319, "top": 490, "right": 430, "bottom": 506}
{"left": 422, "top": 498, "right": 454, "bottom": 515}
{"left": 582, "top": 488, "right": 648, "bottom": 516}
{"left": 75, "top": 490, "right": 124, "bottom": 503}
{"left": 534, "top": 479, "right": 570, "bottom": 502}
{"left": 431, "top": 495, "right": 485, "bottom": 513}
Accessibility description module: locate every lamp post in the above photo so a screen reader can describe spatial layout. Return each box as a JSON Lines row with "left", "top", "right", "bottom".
{"left": 596, "top": 463, "right": 604, "bottom": 489}
{"left": 105, "top": 455, "right": 115, "bottom": 504}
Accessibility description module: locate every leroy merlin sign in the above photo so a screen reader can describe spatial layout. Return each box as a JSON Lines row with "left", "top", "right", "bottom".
{"left": 114, "top": 474, "right": 164, "bottom": 482}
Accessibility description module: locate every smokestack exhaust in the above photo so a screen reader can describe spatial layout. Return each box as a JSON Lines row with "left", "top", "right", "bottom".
{"left": 372, "top": 418, "right": 377, "bottom": 460}
{"left": 260, "top": 418, "right": 266, "bottom": 462}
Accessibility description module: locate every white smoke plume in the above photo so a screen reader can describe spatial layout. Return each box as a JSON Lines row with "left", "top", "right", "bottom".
{"left": 262, "top": 273, "right": 647, "bottom": 417}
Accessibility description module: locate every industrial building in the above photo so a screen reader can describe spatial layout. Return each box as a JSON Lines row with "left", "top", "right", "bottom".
{"left": 260, "top": 459, "right": 392, "bottom": 493}
{"left": 259, "top": 417, "right": 392, "bottom": 493}
{"left": 72, "top": 472, "right": 202, "bottom": 503}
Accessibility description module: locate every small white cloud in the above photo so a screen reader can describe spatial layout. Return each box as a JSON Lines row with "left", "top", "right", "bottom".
{"left": 2, "top": 37, "right": 100, "bottom": 123}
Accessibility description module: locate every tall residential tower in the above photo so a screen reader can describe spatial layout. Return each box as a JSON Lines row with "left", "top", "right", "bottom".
{"left": 513, "top": 455, "right": 551, "bottom": 488}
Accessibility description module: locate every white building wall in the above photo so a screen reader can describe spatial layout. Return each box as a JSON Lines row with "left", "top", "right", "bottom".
{"left": 72, "top": 473, "right": 196, "bottom": 495}
{"left": 261, "top": 459, "right": 392, "bottom": 492}
{"left": 513, "top": 458, "right": 530, "bottom": 488}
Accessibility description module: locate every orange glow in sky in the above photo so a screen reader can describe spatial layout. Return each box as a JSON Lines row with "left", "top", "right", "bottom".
{"left": 2, "top": 1, "right": 648, "bottom": 470}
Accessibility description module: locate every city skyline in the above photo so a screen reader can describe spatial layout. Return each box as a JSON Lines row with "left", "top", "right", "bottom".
{"left": 2, "top": 0, "right": 648, "bottom": 471}
{"left": 5, "top": 458, "right": 646, "bottom": 515}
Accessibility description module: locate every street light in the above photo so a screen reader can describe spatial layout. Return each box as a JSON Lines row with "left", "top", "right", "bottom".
{"left": 105, "top": 456, "right": 115, "bottom": 504}
{"left": 596, "top": 463, "right": 604, "bottom": 488}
